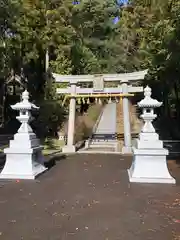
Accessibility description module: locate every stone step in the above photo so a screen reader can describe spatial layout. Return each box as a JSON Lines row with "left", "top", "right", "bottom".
{"left": 89, "top": 143, "right": 117, "bottom": 148}
{"left": 90, "top": 143, "right": 117, "bottom": 147}
{"left": 87, "top": 147, "right": 115, "bottom": 152}
{"left": 89, "top": 144, "right": 117, "bottom": 149}
{"left": 90, "top": 139, "right": 117, "bottom": 143}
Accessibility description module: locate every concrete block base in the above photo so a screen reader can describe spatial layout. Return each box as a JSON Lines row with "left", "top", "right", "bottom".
{"left": 128, "top": 169, "right": 176, "bottom": 184}
{"left": 62, "top": 145, "right": 76, "bottom": 153}
{"left": 0, "top": 148, "right": 47, "bottom": 180}
{"left": 0, "top": 164, "right": 47, "bottom": 180}
{"left": 122, "top": 146, "right": 132, "bottom": 154}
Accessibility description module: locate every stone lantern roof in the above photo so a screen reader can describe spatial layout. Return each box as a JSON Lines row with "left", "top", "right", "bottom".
{"left": 138, "top": 86, "right": 162, "bottom": 108}
{"left": 11, "top": 90, "right": 39, "bottom": 111}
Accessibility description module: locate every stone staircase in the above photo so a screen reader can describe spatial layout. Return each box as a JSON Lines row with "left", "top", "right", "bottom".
{"left": 82, "top": 103, "right": 119, "bottom": 153}
{"left": 79, "top": 101, "right": 142, "bottom": 153}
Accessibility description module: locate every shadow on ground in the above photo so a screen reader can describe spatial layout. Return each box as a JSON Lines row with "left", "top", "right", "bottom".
{"left": 44, "top": 153, "right": 67, "bottom": 170}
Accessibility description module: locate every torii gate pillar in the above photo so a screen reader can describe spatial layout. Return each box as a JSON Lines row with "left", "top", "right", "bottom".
{"left": 122, "top": 80, "right": 132, "bottom": 154}
{"left": 62, "top": 82, "right": 77, "bottom": 153}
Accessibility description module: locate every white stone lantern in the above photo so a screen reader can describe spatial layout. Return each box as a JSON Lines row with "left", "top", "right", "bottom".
{"left": 128, "top": 86, "right": 176, "bottom": 184}
{"left": 0, "top": 90, "right": 47, "bottom": 180}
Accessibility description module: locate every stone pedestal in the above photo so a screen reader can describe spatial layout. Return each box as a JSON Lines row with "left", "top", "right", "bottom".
{"left": 128, "top": 86, "right": 176, "bottom": 184}
{"left": 128, "top": 136, "right": 175, "bottom": 184}
{"left": 0, "top": 90, "right": 47, "bottom": 180}
{"left": 1, "top": 146, "right": 47, "bottom": 180}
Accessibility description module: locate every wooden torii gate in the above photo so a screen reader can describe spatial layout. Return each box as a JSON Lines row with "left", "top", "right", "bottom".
{"left": 53, "top": 70, "right": 148, "bottom": 153}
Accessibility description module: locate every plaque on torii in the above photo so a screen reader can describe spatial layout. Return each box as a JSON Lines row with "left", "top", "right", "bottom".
{"left": 93, "top": 75, "right": 104, "bottom": 92}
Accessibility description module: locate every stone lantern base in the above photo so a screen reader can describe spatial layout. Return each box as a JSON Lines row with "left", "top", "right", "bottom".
{"left": 128, "top": 147, "right": 176, "bottom": 184}
{"left": 0, "top": 133, "right": 47, "bottom": 180}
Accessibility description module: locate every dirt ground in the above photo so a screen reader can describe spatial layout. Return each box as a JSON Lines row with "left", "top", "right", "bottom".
{"left": 0, "top": 154, "right": 179, "bottom": 240}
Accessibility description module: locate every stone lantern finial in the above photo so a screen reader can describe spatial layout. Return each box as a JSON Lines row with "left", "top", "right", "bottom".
{"left": 144, "top": 85, "right": 151, "bottom": 98}
{"left": 22, "top": 89, "right": 29, "bottom": 101}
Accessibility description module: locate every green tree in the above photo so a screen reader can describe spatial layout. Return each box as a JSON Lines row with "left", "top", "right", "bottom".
{"left": 70, "top": 0, "right": 120, "bottom": 74}
{"left": 129, "top": 0, "right": 180, "bottom": 138}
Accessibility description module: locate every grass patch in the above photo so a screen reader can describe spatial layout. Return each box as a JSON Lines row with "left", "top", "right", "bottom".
{"left": 43, "top": 138, "right": 64, "bottom": 155}
{"left": 74, "top": 104, "right": 103, "bottom": 143}
{"left": 87, "top": 104, "right": 102, "bottom": 122}
{"left": 0, "top": 145, "right": 8, "bottom": 153}
{"left": 43, "top": 149, "right": 60, "bottom": 156}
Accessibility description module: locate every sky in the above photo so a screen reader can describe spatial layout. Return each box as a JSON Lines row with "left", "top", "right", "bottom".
{"left": 117, "top": 0, "right": 129, "bottom": 5}
{"left": 73, "top": 0, "right": 129, "bottom": 5}
{"left": 73, "top": 0, "right": 129, "bottom": 24}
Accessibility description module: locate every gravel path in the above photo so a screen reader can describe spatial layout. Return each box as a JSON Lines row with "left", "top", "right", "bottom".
{"left": 0, "top": 154, "right": 179, "bottom": 240}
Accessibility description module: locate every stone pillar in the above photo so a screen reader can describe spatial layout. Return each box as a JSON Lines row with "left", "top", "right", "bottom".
{"left": 121, "top": 81, "right": 132, "bottom": 154}
{"left": 62, "top": 83, "right": 76, "bottom": 153}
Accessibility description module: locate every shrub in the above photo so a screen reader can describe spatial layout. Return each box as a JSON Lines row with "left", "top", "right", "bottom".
{"left": 31, "top": 100, "right": 66, "bottom": 140}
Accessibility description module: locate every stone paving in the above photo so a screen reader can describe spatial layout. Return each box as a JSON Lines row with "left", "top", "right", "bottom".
{"left": 0, "top": 154, "right": 179, "bottom": 240}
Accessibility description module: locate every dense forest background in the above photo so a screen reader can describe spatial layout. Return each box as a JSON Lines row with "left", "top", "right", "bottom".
{"left": 0, "top": 0, "right": 180, "bottom": 139}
